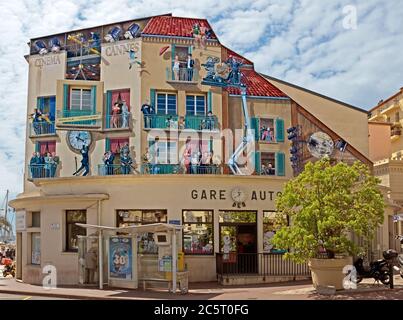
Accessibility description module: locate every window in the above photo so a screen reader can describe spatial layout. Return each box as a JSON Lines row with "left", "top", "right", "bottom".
{"left": 31, "top": 212, "right": 40, "bottom": 228}
{"left": 218, "top": 211, "right": 257, "bottom": 223}
{"left": 116, "top": 210, "right": 167, "bottom": 254}
{"left": 40, "top": 96, "right": 56, "bottom": 119}
{"left": 31, "top": 233, "right": 41, "bottom": 265}
{"left": 37, "top": 141, "right": 56, "bottom": 156}
{"left": 259, "top": 118, "right": 275, "bottom": 142}
{"left": 66, "top": 210, "right": 86, "bottom": 252}
{"left": 155, "top": 140, "right": 178, "bottom": 164}
{"left": 263, "top": 211, "right": 287, "bottom": 253}
{"left": 70, "top": 88, "right": 92, "bottom": 110}
{"left": 387, "top": 116, "right": 391, "bottom": 123}
{"left": 156, "top": 93, "right": 177, "bottom": 115}
{"left": 186, "top": 95, "right": 206, "bottom": 116}
{"left": 183, "top": 210, "right": 213, "bottom": 255}
{"left": 261, "top": 152, "right": 276, "bottom": 176}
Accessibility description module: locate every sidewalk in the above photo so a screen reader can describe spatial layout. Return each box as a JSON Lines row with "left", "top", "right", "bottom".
{"left": 1, "top": 276, "right": 403, "bottom": 300}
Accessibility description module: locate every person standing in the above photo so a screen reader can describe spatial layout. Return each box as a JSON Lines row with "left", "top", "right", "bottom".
{"left": 51, "top": 151, "right": 59, "bottom": 177}
{"left": 44, "top": 152, "right": 53, "bottom": 178}
{"left": 111, "top": 102, "right": 120, "bottom": 128}
{"left": 73, "top": 145, "right": 90, "bottom": 176}
{"left": 186, "top": 53, "right": 195, "bottom": 81}
{"left": 29, "top": 152, "right": 37, "bottom": 179}
{"left": 141, "top": 100, "right": 154, "bottom": 128}
{"left": 149, "top": 137, "right": 160, "bottom": 174}
{"left": 173, "top": 55, "right": 180, "bottom": 80}
{"left": 183, "top": 138, "right": 192, "bottom": 174}
{"left": 121, "top": 100, "right": 129, "bottom": 128}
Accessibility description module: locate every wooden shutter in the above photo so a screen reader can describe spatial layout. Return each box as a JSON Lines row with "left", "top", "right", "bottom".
{"left": 91, "top": 86, "right": 97, "bottom": 113}
{"left": 254, "top": 151, "right": 261, "bottom": 175}
{"left": 207, "top": 90, "right": 212, "bottom": 113}
{"left": 251, "top": 117, "right": 260, "bottom": 141}
{"left": 63, "top": 84, "right": 69, "bottom": 111}
{"left": 276, "top": 152, "right": 285, "bottom": 176}
{"left": 275, "top": 118, "right": 285, "bottom": 142}
{"left": 150, "top": 89, "right": 156, "bottom": 109}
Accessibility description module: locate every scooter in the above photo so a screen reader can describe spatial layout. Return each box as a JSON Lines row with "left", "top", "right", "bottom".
{"left": 353, "top": 250, "right": 396, "bottom": 285}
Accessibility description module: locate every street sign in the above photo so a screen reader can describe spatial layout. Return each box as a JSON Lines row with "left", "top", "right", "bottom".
{"left": 56, "top": 114, "right": 102, "bottom": 124}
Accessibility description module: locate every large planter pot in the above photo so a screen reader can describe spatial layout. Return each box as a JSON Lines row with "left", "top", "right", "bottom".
{"left": 308, "top": 256, "right": 353, "bottom": 291}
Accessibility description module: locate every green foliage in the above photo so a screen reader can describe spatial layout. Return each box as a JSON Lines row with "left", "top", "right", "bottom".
{"left": 271, "top": 159, "right": 385, "bottom": 264}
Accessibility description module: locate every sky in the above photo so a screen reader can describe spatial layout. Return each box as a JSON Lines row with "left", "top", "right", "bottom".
{"left": 0, "top": 0, "right": 402, "bottom": 198}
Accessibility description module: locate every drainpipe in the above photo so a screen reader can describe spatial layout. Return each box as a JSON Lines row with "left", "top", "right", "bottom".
{"left": 172, "top": 230, "right": 177, "bottom": 294}
{"left": 98, "top": 200, "right": 103, "bottom": 290}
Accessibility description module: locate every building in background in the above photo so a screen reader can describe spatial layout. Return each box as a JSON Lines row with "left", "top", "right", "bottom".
{"left": 10, "top": 14, "right": 373, "bottom": 286}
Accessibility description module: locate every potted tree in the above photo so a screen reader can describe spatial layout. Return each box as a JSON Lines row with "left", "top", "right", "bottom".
{"left": 272, "top": 159, "right": 385, "bottom": 290}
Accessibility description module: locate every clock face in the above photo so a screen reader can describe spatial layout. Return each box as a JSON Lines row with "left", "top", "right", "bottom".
{"left": 67, "top": 130, "right": 92, "bottom": 152}
{"left": 231, "top": 188, "right": 246, "bottom": 203}
{"left": 307, "top": 132, "right": 334, "bottom": 159}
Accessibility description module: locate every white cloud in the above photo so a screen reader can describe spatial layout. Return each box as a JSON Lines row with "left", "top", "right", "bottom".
{"left": 0, "top": 0, "right": 401, "bottom": 196}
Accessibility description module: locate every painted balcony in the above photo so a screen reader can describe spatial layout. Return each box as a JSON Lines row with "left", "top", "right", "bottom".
{"left": 56, "top": 110, "right": 102, "bottom": 128}
{"left": 98, "top": 164, "right": 134, "bottom": 176}
{"left": 166, "top": 67, "right": 199, "bottom": 84}
{"left": 28, "top": 164, "right": 58, "bottom": 180}
{"left": 185, "top": 115, "right": 219, "bottom": 131}
{"left": 140, "top": 164, "right": 180, "bottom": 174}
{"left": 143, "top": 114, "right": 179, "bottom": 130}
{"left": 104, "top": 113, "right": 132, "bottom": 130}
{"left": 29, "top": 121, "right": 56, "bottom": 137}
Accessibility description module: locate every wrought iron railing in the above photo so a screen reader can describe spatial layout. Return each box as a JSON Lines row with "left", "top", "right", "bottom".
{"left": 166, "top": 67, "right": 199, "bottom": 82}
{"left": 216, "top": 253, "right": 311, "bottom": 277}
{"left": 143, "top": 114, "right": 179, "bottom": 129}
{"left": 185, "top": 115, "right": 219, "bottom": 131}
{"left": 98, "top": 164, "right": 134, "bottom": 176}
{"left": 28, "top": 164, "right": 58, "bottom": 179}
{"left": 105, "top": 113, "right": 131, "bottom": 129}
{"left": 182, "top": 165, "right": 222, "bottom": 175}
{"left": 29, "top": 121, "right": 56, "bottom": 136}
{"left": 141, "top": 164, "right": 180, "bottom": 174}
{"left": 56, "top": 110, "right": 101, "bottom": 126}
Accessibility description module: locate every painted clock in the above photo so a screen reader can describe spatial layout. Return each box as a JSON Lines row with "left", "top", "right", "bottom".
{"left": 67, "top": 130, "right": 92, "bottom": 153}
{"left": 307, "top": 131, "right": 334, "bottom": 159}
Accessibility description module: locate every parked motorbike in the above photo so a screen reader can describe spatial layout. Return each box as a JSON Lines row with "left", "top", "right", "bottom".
{"left": 354, "top": 250, "right": 397, "bottom": 285}
{"left": 393, "top": 235, "right": 403, "bottom": 279}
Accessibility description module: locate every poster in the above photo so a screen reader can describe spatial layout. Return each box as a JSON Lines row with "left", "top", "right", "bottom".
{"left": 109, "top": 236, "right": 132, "bottom": 280}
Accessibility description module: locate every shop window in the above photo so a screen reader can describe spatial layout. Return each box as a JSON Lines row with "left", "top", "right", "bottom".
{"left": 31, "top": 233, "right": 41, "bottom": 265}
{"left": 116, "top": 210, "right": 167, "bottom": 254}
{"left": 70, "top": 88, "right": 92, "bottom": 111}
{"left": 31, "top": 212, "right": 40, "bottom": 228}
{"left": 263, "top": 211, "right": 287, "bottom": 254}
{"left": 156, "top": 93, "right": 177, "bottom": 115}
{"left": 66, "top": 210, "right": 87, "bottom": 252}
{"left": 218, "top": 211, "right": 257, "bottom": 223}
{"left": 186, "top": 95, "right": 206, "bottom": 116}
{"left": 182, "top": 210, "right": 213, "bottom": 255}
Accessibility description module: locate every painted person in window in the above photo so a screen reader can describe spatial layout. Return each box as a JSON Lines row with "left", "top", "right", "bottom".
{"left": 148, "top": 137, "right": 160, "bottom": 174}
{"left": 103, "top": 151, "right": 115, "bottom": 175}
{"left": 29, "top": 152, "right": 40, "bottom": 179}
{"left": 186, "top": 53, "right": 195, "bottom": 81}
{"left": 111, "top": 102, "right": 120, "bottom": 128}
{"left": 141, "top": 99, "right": 154, "bottom": 128}
{"left": 192, "top": 23, "right": 202, "bottom": 49}
{"left": 183, "top": 138, "right": 192, "bottom": 174}
{"left": 51, "top": 152, "right": 59, "bottom": 177}
{"left": 200, "top": 23, "right": 208, "bottom": 49}
{"left": 206, "top": 111, "right": 215, "bottom": 130}
{"left": 121, "top": 100, "right": 129, "bottom": 128}
{"left": 73, "top": 145, "right": 90, "bottom": 176}
{"left": 120, "top": 152, "right": 133, "bottom": 175}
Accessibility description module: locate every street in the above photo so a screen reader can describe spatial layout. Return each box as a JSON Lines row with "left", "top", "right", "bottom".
{"left": 0, "top": 293, "right": 70, "bottom": 300}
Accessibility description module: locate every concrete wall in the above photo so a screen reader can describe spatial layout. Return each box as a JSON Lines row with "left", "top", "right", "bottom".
{"left": 369, "top": 122, "right": 391, "bottom": 162}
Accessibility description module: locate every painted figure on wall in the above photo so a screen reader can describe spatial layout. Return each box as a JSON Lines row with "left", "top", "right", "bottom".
{"left": 201, "top": 56, "right": 245, "bottom": 87}
{"left": 73, "top": 145, "right": 90, "bottom": 176}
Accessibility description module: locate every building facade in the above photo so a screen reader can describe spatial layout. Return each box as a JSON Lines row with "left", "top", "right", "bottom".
{"left": 11, "top": 14, "right": 373, "bottom": 286}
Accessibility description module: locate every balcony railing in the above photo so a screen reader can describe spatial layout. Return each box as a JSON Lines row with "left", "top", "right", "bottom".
{"left": 28, "top": 164, "right": 58, "bottom": 179}
{"left": 141, "top": 164, "right": 180, "bottom": 174}
{"left": 185, "top": 115, "right": 219, "bottom": 131}
{"left": 104, "top": 113, "right": 132, "bottom": 130}
{"left": 182, "top": 165, "right": 222, "bottom": 174}
{"left": 143, "top": 114, "right": 179, "bottom": 130}
{"left": 216, "top": 253, "right": 310, "bottom": 277}
{"left": 29, "top": 121, "right": 56, "bottom": 136}
{"left": 56, "top": 110, "right": 101, "bottom": 126}
{"left": 98, "top": 164, "right": 134, "bottom": 176}
{"left": 166, "top": 67, "right": 199, "bottom": 83}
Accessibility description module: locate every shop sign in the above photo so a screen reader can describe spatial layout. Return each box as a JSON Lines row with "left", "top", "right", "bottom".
{"left": 109, "top": 236, "right": 132, "bottom": 280}
{"left": 16, "top": 211, "right": 26, "bottom": 231}
{"left": 34, "top": 55, "right": 61, "bottom": 67}
{"left": 104, "top": 42, "right": 140, "bottom": 57}
{"left": 190, "top": 189, "right": 282, "bottom": 202}
{"left": 168, "top": 220, "right": 181, "bottom": 225}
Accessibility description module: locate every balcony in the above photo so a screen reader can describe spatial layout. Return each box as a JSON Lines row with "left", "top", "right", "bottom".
{"left": 29, "top": 121, "right": 56, "bottom": 137}
{"left": 143, "top": 114, "right": 179, "bottom": 130}
{"left": 56, "top": 110, "right": 102, "bottom": 128}
{"left": 98, "top": 164, "right": 134, "bottom": 176}
{"left": 28, "top": 164, "right": 58, "bottom": 180}
{"left": 165, "top": 67, "right": 199, "bottom": 84}
{"left": 104, "top": 113, "right": 132, "bottom": 131}
{"left": 184, "top": 115, "right": 219, "bottom": 131}
{"left": 140, "top": 164, "right": 180, "bottom": 174}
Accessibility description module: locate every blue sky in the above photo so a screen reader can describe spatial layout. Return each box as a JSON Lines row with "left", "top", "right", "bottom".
{"left": 0, "top": 0, "right": 402, "bottom": 198}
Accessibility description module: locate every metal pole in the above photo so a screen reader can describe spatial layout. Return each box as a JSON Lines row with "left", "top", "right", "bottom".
{"left": 390, "top": 263, "right": 394, "bottom": 289}
{"left": 172, "top": 230, "right": 177, "bottom": 294}
{"left": 99, "top": 230, "right": 103, "bottom": 290}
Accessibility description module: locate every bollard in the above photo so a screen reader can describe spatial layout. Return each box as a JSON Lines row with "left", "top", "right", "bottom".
{"left": 389, "top": 263, "right": 394, "bottom": 289}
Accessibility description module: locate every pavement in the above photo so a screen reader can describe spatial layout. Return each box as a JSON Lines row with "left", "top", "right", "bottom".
{"left": 1, "top": 274, "right": 403, "bottom": 300}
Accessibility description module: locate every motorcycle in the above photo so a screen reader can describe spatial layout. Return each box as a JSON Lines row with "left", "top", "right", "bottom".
{"left": 393, "top": 235, "right": 403, "bottom": 279}
{"left": 353, "top": 250, "right": 397, "bottom": 285}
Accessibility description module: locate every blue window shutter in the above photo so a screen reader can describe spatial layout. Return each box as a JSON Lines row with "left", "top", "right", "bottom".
{"left": 37, "top": 97, "right": 44, "bottom": 110}
{"left": 188, "top": 46, "right": 192, "bottom": 54}
{"left": 63, "top": 84, "right": 69, "bottom": 111}
{"left": 251, "top": 117, "right": 260, "bottom": 141}
{"left": 34, "top": 142, "right": 39, "bottom": 153}
{"left": 49, "top": 96, "right": 56, "bottom": 120}
{"left": 105, "top": 138, "right": 110, "bottom": 151}
{"left": 254, "top": 151, "right": 261, "bottom": 175}
{"left": 150, "top": 89, "right": 156, "bottom": 109}
{"left": 209, "top": 137, "right": 213, "bottom": 152}
{"left": 275, "top": 118, "right": 285, "bottom": 142}
{"left": 276, "top": 152, "right": 285, "bottom": 176}
{"left": 171, "top": 44, "right": 176, "bottom": 80}
{"left": 91, "top": 86, "right": 97, "bottom": 113}
{"left": 207, "top": 91, "right": 212, "bottom": 113}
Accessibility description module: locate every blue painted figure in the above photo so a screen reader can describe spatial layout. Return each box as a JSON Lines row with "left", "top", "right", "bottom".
{"left": 73, "top": 145, "right": 90, "bottom": 176}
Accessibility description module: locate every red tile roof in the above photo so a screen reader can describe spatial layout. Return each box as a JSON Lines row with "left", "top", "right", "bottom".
{"left": 226, "top": 69, "right": 287, "bottom": 97}
{"left": 223, "top": 46, "right": 253, "bottom": 66}
{"left": 142, "top": 16, "right": 217, "bottom": 39}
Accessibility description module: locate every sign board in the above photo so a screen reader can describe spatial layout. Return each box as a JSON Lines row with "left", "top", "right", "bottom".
{"left": 16, "top": 211, "right": 26, "bottom": 231}
{"left": 109, "top": 236, "right": 132, "bottom": 280}
{"left": 56, "top": 114, "right": 102, "bottom": 124}
{"left": 168, "top": 220, "right": 181, "bottom": 225}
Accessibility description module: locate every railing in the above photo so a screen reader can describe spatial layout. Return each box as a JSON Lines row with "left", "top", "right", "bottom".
{"left": 29, "top": 121, "right": 56, "bottom": 136}
{"left": 166, "top": 67, "right": 199, "bottom": 83}
{"left": 143, "top": 114, "right": 179, "bottom": 130}
{"left": 182, "top": 165, "right": 222, "bottom": 175}
{"left": 28, "top": 164, "right": 58, "bottom": 179}
{"left": 56, "top": 110, "right": 101, "bottom": 126}
{"left": 185, "top": 115, "right": 219, "bottom": 131}
{"left": 98, "top": 164, "right": 134, "bottom": 176}
{"left": 141, "top": 164, "right": 180, "bottom": 174}
{"left": 105, "top": 113, "right": 131, "bottom": 129}
{"left": 216, "top": 253, "right": 311, "bottom": 277}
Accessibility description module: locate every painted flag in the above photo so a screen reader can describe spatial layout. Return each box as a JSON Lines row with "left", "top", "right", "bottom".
{"left": 159, "top": 46, "right": 169, "bottom": 56}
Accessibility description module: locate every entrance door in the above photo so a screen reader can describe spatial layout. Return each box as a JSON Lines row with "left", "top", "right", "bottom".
{"left": 219, "top": 211, "right": 257, "bottom": 274}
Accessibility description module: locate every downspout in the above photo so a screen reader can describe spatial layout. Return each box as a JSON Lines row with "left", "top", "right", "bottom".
{"left": 98, "top": 200, "right": 103, "bottom": 290}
